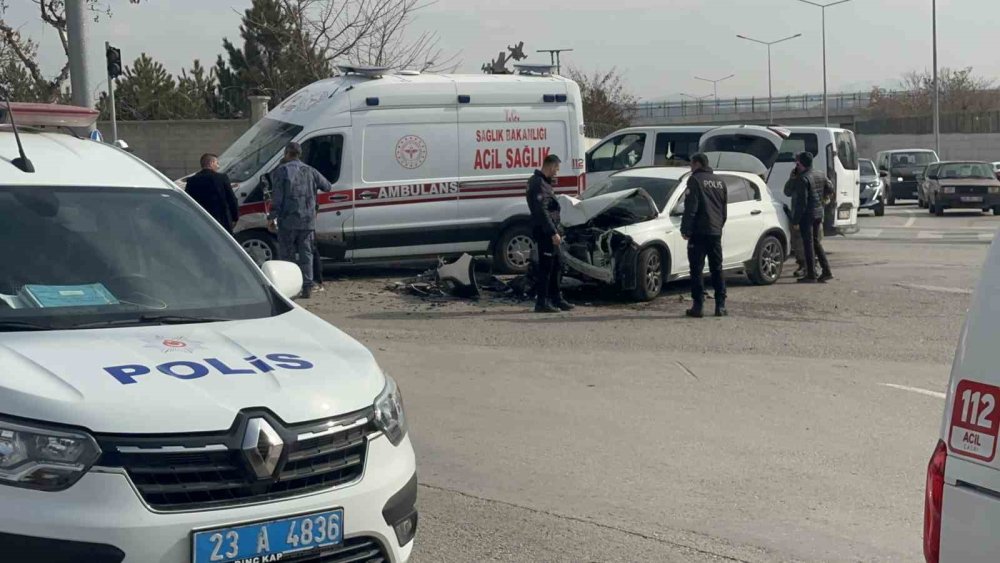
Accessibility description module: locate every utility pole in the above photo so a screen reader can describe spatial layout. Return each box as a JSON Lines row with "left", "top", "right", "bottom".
{"left": 794, "top": 0, "right": 852, "bottom": 127}
{"left": 694, "top": 74, "right": 735, "bottom": 102}
{"left": 932, "top": 0, "right": 940, "bottom": 155}
{"left": 66, "top": 0, "right": 92, "bottom": 110}
{"left": 536, "top": 49, "right": 573, "bottom": 75}
{"left": 737, "top": 33, "right": 802, "bottom": 124}
{"left": 106, "top": 43, "right": 123, "bottom": 143}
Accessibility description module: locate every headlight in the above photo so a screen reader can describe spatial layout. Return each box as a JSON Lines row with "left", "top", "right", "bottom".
{"left": 897, "top": 177, "right": 904, "bottom": 182}
{"left": 0, "top": 418, "right": 101, "bottom": 491}
{"left": 943, "top": 187, "right": 956, "bottom": 194}
{"left": 868, "top": 181, "right": 881, "bottom": 189}
{"left": 373, "top": 375, "right": 407, "bottom": 446}
{"left": 989, "top": 186, "right": 999, "bottom": 194}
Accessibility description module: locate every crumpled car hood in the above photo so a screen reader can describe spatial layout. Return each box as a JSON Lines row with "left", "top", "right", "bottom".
{"left": 557, "top": 189, "right": 641, "bottom": 227}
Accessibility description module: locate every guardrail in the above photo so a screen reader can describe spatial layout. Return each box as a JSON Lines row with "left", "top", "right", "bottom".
{"left": 635, "top": 91, "right": 875, "bottom": 119}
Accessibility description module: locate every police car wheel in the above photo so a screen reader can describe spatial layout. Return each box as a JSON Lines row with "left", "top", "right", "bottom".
{"left": 748, "top": 235, "right": 784, "bottom": 286}
{"left": 493, "top": 224, "right": 534, "bottom": 274}
{"left": 631, "top": 247, "right": 664, "bottom": 302}
{"left": 236, "top": 230, "right": 278, "bottom": 266}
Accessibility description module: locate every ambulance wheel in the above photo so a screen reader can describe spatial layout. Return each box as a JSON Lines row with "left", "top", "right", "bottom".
{"left": 236, "top": 229, "right": 278, "bottom": 266}
{"left": 631, "top": 247, "right": 665, "bottom": 302}
{"left": 494, "top": 224, "right": 535, "bottom": 274}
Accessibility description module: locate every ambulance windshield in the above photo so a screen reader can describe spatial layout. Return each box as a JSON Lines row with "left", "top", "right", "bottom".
{"left": 219, "top": 118, "right": 304, "bottom": 183}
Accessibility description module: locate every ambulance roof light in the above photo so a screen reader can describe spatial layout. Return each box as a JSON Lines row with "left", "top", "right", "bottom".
{"left": 513, "top": 63, "right": 557, "bottom": 76}
{"left": 337, "top": 65, "right": 389, "bottom": 78}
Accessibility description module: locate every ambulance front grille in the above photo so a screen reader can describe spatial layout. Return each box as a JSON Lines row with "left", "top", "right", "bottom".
{"left": 94, "top": 408, "right": 376, "bottom": 511}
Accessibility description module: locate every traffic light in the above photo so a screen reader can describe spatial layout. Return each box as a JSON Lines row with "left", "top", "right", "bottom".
{"left": 106, "top": 44, "right": 122, "bottom": 79}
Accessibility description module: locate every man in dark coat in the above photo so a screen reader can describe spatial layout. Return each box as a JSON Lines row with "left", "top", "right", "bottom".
{"left": 784, "top": 151, "right": 834, "bottom": 283}
{"left": 185, "top": 153, "right": 239, "bottom": 233}
{"left": 681, "top": 153, "right": 728, "bottom": 318}
{"left": 526, "top": 154, "right": 574, "bottom": 313}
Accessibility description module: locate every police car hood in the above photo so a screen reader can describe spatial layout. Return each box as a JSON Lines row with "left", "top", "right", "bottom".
{"left": 0, "top": 309, "right": 385, "bottom": 433}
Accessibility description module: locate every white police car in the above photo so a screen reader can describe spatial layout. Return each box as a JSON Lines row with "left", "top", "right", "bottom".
{"left": 0, "top": 103, "right": 416, "bottom": 563}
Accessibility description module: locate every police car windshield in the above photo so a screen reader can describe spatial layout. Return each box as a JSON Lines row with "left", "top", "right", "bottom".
{"left": 0, "top": 186, "right": 279, "bottom": 330}
{"left": 218, "top": 118, "right": 304, "bottom": 183}
{"left": 584, "top": 176, "right": 681, "bottom": 211}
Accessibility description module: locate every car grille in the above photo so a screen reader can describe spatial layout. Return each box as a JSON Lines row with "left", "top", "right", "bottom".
{"left": 95, "top": 408, "right": 376, "bottom": 511}
{"left": 953, "top": 185, "right": 989, "bottom": 194}
{"left": 288, "top": 536, "right": 389, "bottom": 563}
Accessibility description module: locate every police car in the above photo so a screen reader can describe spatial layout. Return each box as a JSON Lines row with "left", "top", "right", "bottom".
{"left": 923, "top": 231, "right": 1000, "bottom": 563}
{"left": 0, "top": 103, "right": 416, "bottom": 563}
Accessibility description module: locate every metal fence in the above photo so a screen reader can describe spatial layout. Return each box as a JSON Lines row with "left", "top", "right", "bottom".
{"left": 856, "top": 111, "right": 1000, "bottom": 135}
{"left": 634, "top": 91, "right": 875, "bottom": 119}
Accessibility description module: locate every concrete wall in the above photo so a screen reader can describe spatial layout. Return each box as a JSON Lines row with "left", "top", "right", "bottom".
{"left": 856, "top": 133, "right": 1000, "bottom": 161}
{"left": 99, "top": 119, "right": 250, "bottom": 179}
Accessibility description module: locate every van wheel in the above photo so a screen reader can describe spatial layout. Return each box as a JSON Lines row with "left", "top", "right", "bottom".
{"left": 747, "top": 235, "right": 784, "bottom": 286}
{"left": 493, "top": 224, "right": 535, "bottom": 274}
{"left": 236, "top": 230, "right": 278, "bottom": 266}
{"left": 631, "top": 247, "right": 665, "bottom": 302}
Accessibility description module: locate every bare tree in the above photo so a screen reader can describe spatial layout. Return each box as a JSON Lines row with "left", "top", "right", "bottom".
{"left": 868, "top": 67, "right": 1000, "bottom": 118}
{"left": 566, "top": 66, "right": 638, "bottom": 139}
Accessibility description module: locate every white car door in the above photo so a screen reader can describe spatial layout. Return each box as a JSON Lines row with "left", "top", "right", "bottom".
{"left": 720, "top": 175, "right": 765, "bottom": 266}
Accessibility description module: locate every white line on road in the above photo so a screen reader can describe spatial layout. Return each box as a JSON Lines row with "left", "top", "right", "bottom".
{"left": 880, "top": 383, "right": 947, "bottom": 399}
{"left": 980, "top": 232, "right": 996, "bottom": 242}
{"left": 893, "top": 283, "right": 973, "bottom": 294}
{"left": 904, "top": 211, "right": 917, "bottom": 228}
{"left": 917, "top": 231, "right": 944, "bottom": 239}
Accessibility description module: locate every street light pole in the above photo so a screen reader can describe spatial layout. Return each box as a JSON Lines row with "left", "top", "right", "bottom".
{"left": 694, "top": 74, "right": 735, "bottom": 102}
{"left": 66, "top": 0, "right": 92, "bottom": 110}
{"left": 932, "top": 0, "right": 940, "bottom": 155}
{"left": 737, "top": 33, "right": 802, "bottom": 124}
{"left": 795, "top": 0, "right": 852, "bottom": 126}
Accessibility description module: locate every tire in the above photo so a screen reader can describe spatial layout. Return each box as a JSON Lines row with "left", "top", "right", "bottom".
{"left": 236, "top": 229, "right": 278, "bottom": 266}
{"left": 874, "top": 203, "right": 885, "bottom": 217}
{"left": 631, "top": 247, "right": 665, "bottom": 302}
{"left": 493, "top": 223, "right": 535, "bottom": 274}
{"left": 993, "top": 206, "right": 1000, "bottom": 216}
{"left": 887, "top": 187, "right": 896, "bottom": 206}
{"left": 747, "top": 234, "right": 785, "bottom": 286}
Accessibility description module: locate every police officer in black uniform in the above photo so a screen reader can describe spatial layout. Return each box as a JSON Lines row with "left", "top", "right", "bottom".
{"left": 526, "top": 154, "right": 574, "bottom": 313}
{"left": 681, "top": 153, "right": 728, "bottom": 318}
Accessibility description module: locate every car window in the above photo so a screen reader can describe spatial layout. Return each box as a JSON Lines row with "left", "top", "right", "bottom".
{"left": 0, "top": 186, "right": 278, "bottom": 330}
{"left": 891, "top": 152, "right": 937, "bottom": 167}
{"left": 301, "top": 134, "right": 344, "bottom": 183}
{"left": 588, "top": 133, "right": 646, "bottom": 173}
{"left": 937, "top": 163, "right": 996, "bottom": 180}
{"left": 653, "top": 133, "right": 702, "bottom": 166}
{"left": 583, "top": 175, "right": 681, "bottom": 212}
{"left": 835, "top": 131, "right": 859, "bottom": 170}
{"left": 719, "top": 175, "right": 751, "bottom": 204}
{"left": 776, "top": 134, "right": 819, "bottom": 163}
{"left": 860, "top": 160, "right": 876, "bottom": 176}
{"left": 926, "top": 164, "right": 940, "bottom": 178}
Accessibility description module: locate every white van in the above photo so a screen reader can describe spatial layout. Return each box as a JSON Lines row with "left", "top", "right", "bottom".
{"left": 204, "top": 66, "right": 585, "bottom": 273}
{"left": 586, "top": 125, "right": 862, "bottom": 234}
{"left": 923, "top": 232, "right": 1000, "bottom": 563}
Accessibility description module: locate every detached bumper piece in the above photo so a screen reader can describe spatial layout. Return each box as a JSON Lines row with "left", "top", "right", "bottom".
{"left": 3, "top": 531, "right": 125, "bottom": 563}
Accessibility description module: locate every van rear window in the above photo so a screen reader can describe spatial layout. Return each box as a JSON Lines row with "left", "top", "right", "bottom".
{"left": 775, "top": 134, "right": 819, "bottom": 163}
{"left": 835, "top": 131, "right": 859, "bottom": 170}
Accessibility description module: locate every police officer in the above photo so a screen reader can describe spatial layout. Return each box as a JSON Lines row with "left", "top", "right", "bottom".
{"left": 783, "top": 151, "right": 834, "bottom": 283}
{"left": 526, "top": 154, "right": 574, "bottom": 313}
{"left": 681, "top": 153, "right": 728, "bottom": 318}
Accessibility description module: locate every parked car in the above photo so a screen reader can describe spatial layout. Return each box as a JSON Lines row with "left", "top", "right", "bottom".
{"left": 875, "top": 149, "right": 940, "bottom": 204}
{"left": 923, "top": 229, "right": 1000, "bottom": 563}
{"left": 586, "top": 125, "right": 861, "bottom": 235}
{"left": 858, "top": 158, "right": 885, "bottom": 216}
{"left": 992, "top": 161, "right": 1000, "bottom": 180}
{"left": 559, "top": 156, "right": 789, "bottom": 302}
{"left": 921, "top": 161, "right": 1000, "bottom": 216}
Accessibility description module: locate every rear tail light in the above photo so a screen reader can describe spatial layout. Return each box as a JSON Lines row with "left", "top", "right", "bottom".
{"left": 923, "top": 440, "right": 947, "bottom": 563}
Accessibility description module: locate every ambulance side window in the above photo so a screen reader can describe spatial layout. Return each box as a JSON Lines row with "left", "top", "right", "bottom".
{"left": 302, "top": 134, "right": 344, "bottom": 184}
{"left": 587, "top": 133, "right": 646, "bottom": 173}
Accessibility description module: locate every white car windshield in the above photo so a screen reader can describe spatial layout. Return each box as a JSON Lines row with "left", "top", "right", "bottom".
{"left": 218, "top": 118, "right": 303, "bottom": 183}
{"left": 0, "top": 186, "right": 281, "bottom": 331}
{"left": 584, "top": 176, "right": 681, "bottom": 211}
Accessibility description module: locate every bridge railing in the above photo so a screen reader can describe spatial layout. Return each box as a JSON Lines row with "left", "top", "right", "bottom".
{"left": 634, "top": 91, "right": 875, "bottom": 119}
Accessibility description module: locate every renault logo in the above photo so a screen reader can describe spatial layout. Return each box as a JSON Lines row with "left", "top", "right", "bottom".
{"left": 241, "top": 418, "right": 284, "bottom": 479}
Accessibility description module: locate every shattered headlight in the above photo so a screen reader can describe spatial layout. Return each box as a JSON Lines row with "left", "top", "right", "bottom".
{"left": 0, "top": 418, "right": 101, "bottom": 491}
{"left": 374, "top": 375, "right": 408, "bottom": 446}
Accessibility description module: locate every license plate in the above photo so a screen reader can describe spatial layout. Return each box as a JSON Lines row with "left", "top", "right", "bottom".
{"left": 962, "top": 196, "right": 983, "bottom": 202}
{"left": 193, "top": 509, "right": 343, "bottom": 563}
{"left": 838, "top": 209, "right": 851, "bottom": 220}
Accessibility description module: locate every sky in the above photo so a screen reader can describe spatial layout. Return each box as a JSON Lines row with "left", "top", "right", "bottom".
{"left": 5, "top": 0, "right": 1000, "bottom": 104}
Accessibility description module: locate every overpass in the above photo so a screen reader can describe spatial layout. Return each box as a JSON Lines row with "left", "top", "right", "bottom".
{"left": 632, "top": 91, "right": 873, "bottom": 127}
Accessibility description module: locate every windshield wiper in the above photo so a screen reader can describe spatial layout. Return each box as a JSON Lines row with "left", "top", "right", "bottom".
{"left": 0, "top": 320, "right": 54, "bottom": 332}
{"left": 70, "top": 314, "right": 231, "bottom": 329}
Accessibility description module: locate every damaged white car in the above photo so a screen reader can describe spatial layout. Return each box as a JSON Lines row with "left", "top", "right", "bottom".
{"left": 558, "top": 154, "right": 790, "bottom": 301}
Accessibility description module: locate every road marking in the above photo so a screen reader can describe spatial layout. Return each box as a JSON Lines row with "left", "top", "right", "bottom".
{"left": 918, "top": 231, "right": 944, "bottom": 239}
{"left": 981, "top": 232, "right": 996, "bottom": 242}
{"left": 893, "top": 283, "right": 973, "bottom": 294}
{"left": 904, "top": 211, "right": 917, "bottom": 228}
{"left": 881, "top": 383, "right": 946, "bottom": 399}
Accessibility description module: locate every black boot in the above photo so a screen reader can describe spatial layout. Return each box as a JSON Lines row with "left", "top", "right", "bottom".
{"left": 534, "top": 300, "right": 559, "bottom": 313}
{"left": 552, "top": 294, "right": 575, "bottom": 311}
{"left": 685, "top": 305, "right": 704, "bottom": 318}
{"left": 299, "top": 284, "right": 312, "bottom": 299}
{"left": 715, "top": 303, "right": 728, "bottom": 317}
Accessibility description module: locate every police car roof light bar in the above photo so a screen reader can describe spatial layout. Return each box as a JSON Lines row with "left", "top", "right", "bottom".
{"left": 0, "top": 95, "right": 35, "bottom": 173}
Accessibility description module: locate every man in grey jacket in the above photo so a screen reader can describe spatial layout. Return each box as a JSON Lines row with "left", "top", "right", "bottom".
{"left": 784, "top": 152, "right": 834, "bottom": 283}
{"left": 267, "top": 142, "right": 332, "bottom": 298}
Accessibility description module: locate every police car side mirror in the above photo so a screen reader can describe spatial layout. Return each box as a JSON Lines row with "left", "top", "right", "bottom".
{"left": 261, "top": 260, "right": 302, "bottom": 299}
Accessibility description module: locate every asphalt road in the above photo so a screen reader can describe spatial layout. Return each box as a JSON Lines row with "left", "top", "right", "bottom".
{"left": 305, "top": 204, "right": 998, "bottom": 562}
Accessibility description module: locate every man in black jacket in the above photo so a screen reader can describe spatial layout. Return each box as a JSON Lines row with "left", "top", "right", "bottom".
{"left": 185, "top": 153, "right": 239, "bottom": 233}
{"left": 681, "top": 153, "right": 728, "bottom": 318}
{"left": 783, "top": 152, "right": 834, "bottom": 283}
{"left": 526, "top": 154, "right": 574, "bottom": 313}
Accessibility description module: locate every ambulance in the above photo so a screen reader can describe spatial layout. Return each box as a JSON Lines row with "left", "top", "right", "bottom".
{"left": 0, "top": 103, "right": 416, "bottom": 562}
{"left": 204, "top": 65, "right": 586, "bottom": 273}
{"left": 923, "top": 232, "right": 1000, "bottom": 563}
